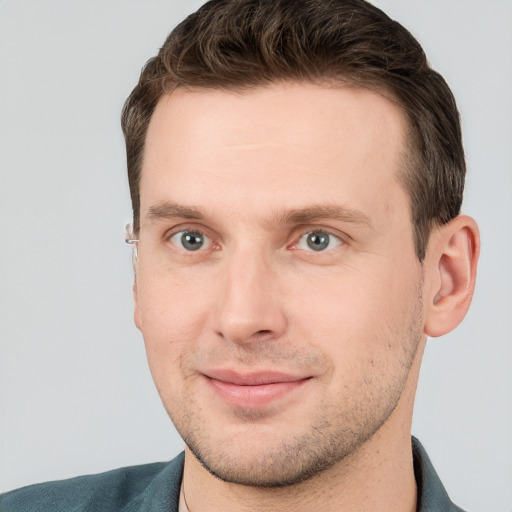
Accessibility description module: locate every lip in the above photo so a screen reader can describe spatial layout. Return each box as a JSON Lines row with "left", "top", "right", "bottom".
{"left": 203, "top": 369, "right": 310, "bottom": 408}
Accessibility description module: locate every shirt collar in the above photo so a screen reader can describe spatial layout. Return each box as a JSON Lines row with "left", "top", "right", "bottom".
{"left": 412, "top": 436, "right": 465, "bottom": 512}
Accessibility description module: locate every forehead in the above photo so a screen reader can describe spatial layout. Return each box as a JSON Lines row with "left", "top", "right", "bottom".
{"left": 141, "top": 82, "right": 409, "bottom": 226}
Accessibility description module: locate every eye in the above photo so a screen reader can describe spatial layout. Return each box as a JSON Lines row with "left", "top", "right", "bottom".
{"left": 169, "top": 230, "right": 212, "bottom": 251}
{"left": 295, "top": 230, "right": 342, "bottom": 252}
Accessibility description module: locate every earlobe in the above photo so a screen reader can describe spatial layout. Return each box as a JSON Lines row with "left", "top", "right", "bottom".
{"left": 424, "top": 215, "right": 480, "bottom": 338}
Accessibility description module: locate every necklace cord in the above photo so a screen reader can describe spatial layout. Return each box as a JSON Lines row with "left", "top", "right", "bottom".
{"left": 181, "top": 480, "right": 192, "bottom": 512}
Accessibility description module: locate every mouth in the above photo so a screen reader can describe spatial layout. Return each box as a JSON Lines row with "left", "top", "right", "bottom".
{"left": 202, "top": 369, "right": 311, "bottom": 408}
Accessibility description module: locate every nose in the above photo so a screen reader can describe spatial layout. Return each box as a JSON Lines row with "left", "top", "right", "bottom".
{"left": 214, "top": 248, "right": 288, "bottom": 345}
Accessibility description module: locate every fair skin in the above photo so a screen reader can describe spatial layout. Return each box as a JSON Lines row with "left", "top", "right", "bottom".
{"left": 133, "top": 83, "right": 479, "bottom": 512}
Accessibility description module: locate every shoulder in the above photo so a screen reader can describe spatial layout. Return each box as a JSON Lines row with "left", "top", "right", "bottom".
{"left": 0, "top": 453, "right": 184, "bottom": 512}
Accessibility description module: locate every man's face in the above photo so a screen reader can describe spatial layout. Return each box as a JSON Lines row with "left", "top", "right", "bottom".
{"left": 134, "top": 83, "right": 426, "bottom": 486}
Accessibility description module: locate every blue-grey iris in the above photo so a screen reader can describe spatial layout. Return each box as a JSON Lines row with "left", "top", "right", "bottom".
{"left": 307, "top": 231, "right": 330, "bottom": 251}
{"left": 181, "top": 231, "right": 204, "bottom": 251}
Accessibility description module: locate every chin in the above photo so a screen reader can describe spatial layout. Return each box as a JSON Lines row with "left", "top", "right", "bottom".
{"left": 180, "top": 413, "right": 382, "bottom": 488}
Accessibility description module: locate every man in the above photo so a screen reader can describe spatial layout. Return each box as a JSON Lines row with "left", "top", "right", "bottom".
{"left": 1, "top": 0, "right": 479, "bottom": 511}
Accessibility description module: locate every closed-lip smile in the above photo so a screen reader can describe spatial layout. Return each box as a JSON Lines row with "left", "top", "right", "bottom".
{"left": 202, "top": 369, "right": 311, "bottom": 408}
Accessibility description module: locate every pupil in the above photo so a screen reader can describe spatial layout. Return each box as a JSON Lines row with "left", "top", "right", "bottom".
{"left": 181, "top": 232, "right": 204, "bottom": 251}
{"left": 307, "top": 232, "right": 329, "bottom": 251}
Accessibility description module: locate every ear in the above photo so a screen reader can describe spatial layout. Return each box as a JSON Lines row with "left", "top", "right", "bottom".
{"left": 424, "top": 215, "right": 480, "bottom": 338}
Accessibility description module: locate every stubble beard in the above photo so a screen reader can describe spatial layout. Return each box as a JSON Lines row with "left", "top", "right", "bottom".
{"left": 166, "top": 292, "right": 424, "bottom": 488}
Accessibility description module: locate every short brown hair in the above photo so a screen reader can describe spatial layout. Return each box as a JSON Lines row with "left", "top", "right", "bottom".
{"left": 122, "top": 0, "right": 465, "bottom": 261}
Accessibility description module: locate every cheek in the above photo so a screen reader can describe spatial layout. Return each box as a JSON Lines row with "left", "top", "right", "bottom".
{"left": 135, "top": 268, "right": 215, "bottom": 371}
{"left": 287, "top": 262, "right": 421, "bottom": 366}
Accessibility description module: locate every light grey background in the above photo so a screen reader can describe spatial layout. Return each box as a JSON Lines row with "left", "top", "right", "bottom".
{"left": 1, "top": 1, "right": 511, "bottom": 510}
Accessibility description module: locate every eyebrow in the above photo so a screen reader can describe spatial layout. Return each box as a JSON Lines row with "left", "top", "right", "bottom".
{"left": 146, "top": 202, "right": 205, "bottom": 221}
{"left": 145, "top": 201, "right": 373, "bottom": 230}
{"left": 275, "top": 204, "right": 373, "bottom": 228}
